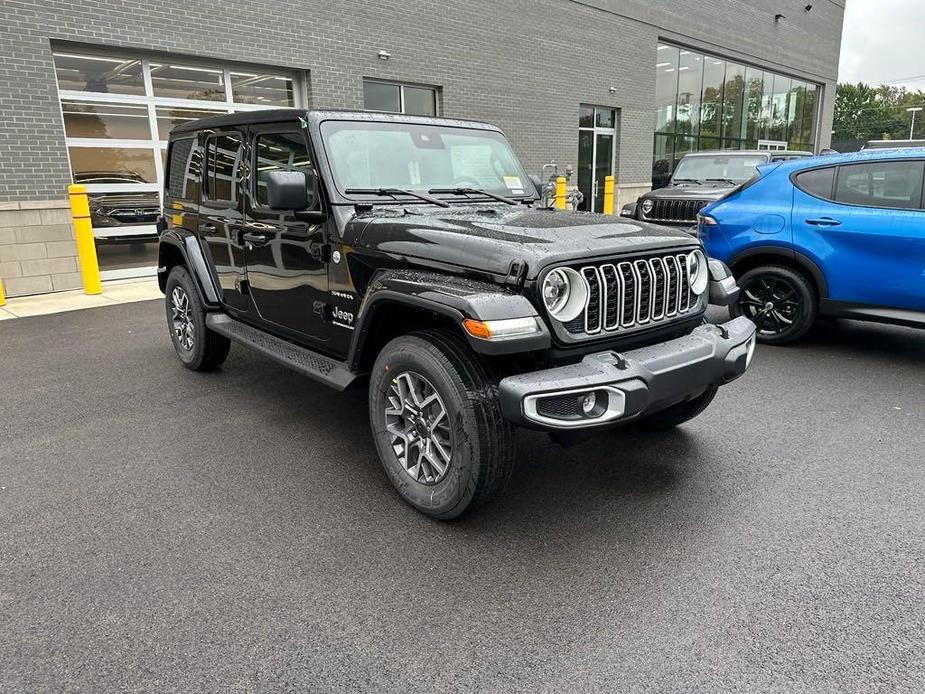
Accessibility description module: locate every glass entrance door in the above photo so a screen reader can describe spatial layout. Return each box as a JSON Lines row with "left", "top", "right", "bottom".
{"left": 577, "top": 105, "right": 617, "bottom": 212}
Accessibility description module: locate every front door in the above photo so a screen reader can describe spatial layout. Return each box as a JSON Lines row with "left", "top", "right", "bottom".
{"left": 243, "top": 126, "right": 330, "bottom": 341}
{"left": 577, "top": 105, "right": 617, "bottom": 213}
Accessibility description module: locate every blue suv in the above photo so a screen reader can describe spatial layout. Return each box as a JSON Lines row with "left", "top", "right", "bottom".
{"left": 699, "top": 148, "right": 925, "bottom": 344}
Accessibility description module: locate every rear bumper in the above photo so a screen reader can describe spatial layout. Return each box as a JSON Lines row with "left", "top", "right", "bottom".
{"left": 498, "top": 316, "right": 756, "bottom": 430}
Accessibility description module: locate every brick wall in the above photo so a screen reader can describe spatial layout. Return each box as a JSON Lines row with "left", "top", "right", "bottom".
{"left": 0, "top": 200, "right": 79, "bottom": 296}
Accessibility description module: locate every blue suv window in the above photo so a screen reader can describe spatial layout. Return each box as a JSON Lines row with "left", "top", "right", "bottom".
{"left": 794, "top": 167, "right": 835, "bottom": 199}
{"left": 834, "top": 160, "right": 924, "bottom": 210}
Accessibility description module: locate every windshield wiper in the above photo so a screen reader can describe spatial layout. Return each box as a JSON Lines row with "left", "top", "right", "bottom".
{"left": 704, "top": 178, "right": 736, "bottom": 184}
{"left": 673, "top": 178, "right": 703, "bottom": 184}
{"left": 344, "top": 187, "right": 450, "bottom": 208}
{"left": 428, "top": 187, "right": 518, "bottom": 205}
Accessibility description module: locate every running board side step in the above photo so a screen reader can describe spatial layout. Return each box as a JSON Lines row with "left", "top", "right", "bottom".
{"left": 205, "top": 313, "right": 359, "bottom": 391}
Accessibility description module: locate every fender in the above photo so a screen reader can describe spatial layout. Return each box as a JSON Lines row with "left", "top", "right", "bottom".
{"left": 729, "top": 245, "right": 829, "bottom": 299}
{"left": 347, "top": 269, "right": 550, "bottom": 368}
{"left": 157, "top": 229, "right": 221, "bottom": 308}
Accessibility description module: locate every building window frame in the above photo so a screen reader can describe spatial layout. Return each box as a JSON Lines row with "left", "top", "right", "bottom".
{"left": 362, "top": 78, "right": 439, "bottom": 116}
{"left": 53, "top": 48, "right": 302, "bottom": 280}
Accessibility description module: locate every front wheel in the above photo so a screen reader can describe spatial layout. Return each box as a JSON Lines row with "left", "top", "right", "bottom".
{"left": 368, "top": 330, "right": 514, "bottom": 520}
{"left": 732, "top": 265, "right": 816, "bottom": 345}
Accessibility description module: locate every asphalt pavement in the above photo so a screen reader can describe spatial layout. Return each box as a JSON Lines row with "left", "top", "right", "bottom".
{"left": 1, "top": 299, "right": 923, "bottom": 693}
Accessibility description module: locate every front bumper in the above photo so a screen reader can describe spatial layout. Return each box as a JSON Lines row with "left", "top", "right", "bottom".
{"left": 498, "top": 316, "right": 756, "bottom": 430}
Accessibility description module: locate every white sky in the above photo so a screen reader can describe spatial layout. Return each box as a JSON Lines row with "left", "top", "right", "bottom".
{"left": 838, "top": 0, "right": 925, "bottom": 91}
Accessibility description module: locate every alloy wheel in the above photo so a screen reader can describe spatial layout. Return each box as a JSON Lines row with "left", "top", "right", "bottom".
{"left": 385, "top": 371, "right": 453, "bottom": 485}
{"left": 170, "top": 286, "right": 195, "bottom": 352}
{"left": 738, "top": 274, "right": 802, "bottom": 337}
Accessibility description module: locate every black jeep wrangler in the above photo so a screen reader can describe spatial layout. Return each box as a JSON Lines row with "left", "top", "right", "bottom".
{"left": 157, "top": 110, "right": 755, "bottom": 519}
{"left": 621, "top": 149, "right": 811, "bottom": 229}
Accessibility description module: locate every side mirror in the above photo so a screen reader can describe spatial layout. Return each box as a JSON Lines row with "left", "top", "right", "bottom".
{"left": 266, "top": 170, "right": 316, "bottom": 211}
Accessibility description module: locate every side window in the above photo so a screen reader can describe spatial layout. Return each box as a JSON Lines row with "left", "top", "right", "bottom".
{"left": 834, "top": 160, "right": 925, "bottom": 210}
{"left": 204, "top": 133, "right": 243, "bottom": 202}
{"left": 165, "top": 137, "right": 201, "bottom": 200}
{"left": 794, "top": 167, "right": 835, "bottom": 200}
{"left": 254, "top": 131, "right": 317, "bottom": 207}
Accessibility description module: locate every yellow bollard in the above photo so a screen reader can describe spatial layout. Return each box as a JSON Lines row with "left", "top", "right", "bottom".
{"left": 0, "top": 275, "right": 6, "bottom": 307}
{"left": 554, "top": 176, "right": 567, "bottom": 210}
{"left": 68, "top": 184, "right": 102, "bottom": 295}
{"left": 603, "top": 175, "right": 615, "bottom": 215}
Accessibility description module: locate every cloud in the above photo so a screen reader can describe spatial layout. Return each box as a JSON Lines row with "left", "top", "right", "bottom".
{"left": 838, "top": 0, "right": 925, "bottom": 91}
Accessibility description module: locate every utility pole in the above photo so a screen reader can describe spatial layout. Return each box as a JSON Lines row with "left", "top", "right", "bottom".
{"left": 908, "top": 107, "right": 923, "bottom": 141}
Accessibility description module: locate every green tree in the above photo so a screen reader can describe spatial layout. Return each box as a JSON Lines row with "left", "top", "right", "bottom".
{"left": 834, "top": 82, "right": 925, "bottom": 143}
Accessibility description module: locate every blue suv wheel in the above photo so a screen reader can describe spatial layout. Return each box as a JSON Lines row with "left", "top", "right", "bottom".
{"left": 733, "top": 264, "right": 817, "bottom": 344}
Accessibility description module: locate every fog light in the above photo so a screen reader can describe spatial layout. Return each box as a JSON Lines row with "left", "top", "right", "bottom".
{"left": 580, "top": 392, "right": 597, "bottom": 415}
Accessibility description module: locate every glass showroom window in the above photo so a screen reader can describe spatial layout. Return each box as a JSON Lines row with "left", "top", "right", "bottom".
{"left": 363, "top": 80, "right": 438, "bottom": 116}
{"left": 52, "top": 50, "right": 298, "bottom": 279}
{"left": 651, "top": 43, "right": 820, "bottom": 184}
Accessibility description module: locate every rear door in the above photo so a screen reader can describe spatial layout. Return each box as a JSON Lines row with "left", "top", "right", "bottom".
{"left": 242, "top": 125, "right": 330, "bottom": 341}
{"left": 200, "top": 129, "right": 249, "bottom": 312}
{"left": 791, "top": 158, "right": 925, "bottom": 309}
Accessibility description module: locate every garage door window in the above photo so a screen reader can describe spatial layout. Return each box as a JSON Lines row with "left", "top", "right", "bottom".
{"left": 52, "top": 48, "right": 301, "bottom": 279}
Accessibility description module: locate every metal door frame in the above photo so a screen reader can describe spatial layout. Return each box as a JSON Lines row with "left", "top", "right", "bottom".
{"left": 578, "top": 106, "right": 617, "bottom": 212}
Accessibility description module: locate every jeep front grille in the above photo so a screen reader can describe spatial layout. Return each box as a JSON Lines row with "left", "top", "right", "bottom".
{"left": 643, "top": 199, "right": 710, "bottom": 224}
{"left": 565, "top": 252, "right": 698, "bottom": 336}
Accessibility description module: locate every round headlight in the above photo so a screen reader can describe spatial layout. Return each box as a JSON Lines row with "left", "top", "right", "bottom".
{"left": 542, "top": 267, "right": 587, "bottom": 322}
{"left": 641, "top": 199, "right": 654, "bottom": 216}
{"left": 543, "top": 269, "right": 570, "bottom": 314}
{"left": 687, "top": 249, "right": 709, "bottom": 296}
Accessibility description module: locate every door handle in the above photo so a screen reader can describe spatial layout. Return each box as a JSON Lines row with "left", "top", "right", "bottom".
{"left": 200, "top": 223, "right": 217, "bottom": 234}
{"left": 805, "top": 217, "right": 841, "bottom": 227}
{"left": 242, "top": 232, "right": 269, "bottom": 247}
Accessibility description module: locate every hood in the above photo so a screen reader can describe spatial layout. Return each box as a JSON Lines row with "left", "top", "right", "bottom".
{"left": 641, "top": 183, "right": 733, "bottom": 201}
{"left": 350, "top": 206, "right": 698, "bottom": 280}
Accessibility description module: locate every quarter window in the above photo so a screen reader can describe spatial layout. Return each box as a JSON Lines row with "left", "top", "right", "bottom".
{"left": 165, "top": 137, "right": 200, "bottom": 200}
{"left": 794, "top": 167, "right": 835, "bottom": 200}
{"left": 254, "top": 132, "right": 317, "bottom": 207}
{"left": 205, "top": 134, "right": 243, "bottom": 202}
{"left": 834, "top": 161, "right": 924, "bottom": 209}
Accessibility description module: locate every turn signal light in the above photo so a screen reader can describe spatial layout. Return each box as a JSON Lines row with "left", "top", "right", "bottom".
{"left": 462, "top": 317, "right": 541, "bottom": 341}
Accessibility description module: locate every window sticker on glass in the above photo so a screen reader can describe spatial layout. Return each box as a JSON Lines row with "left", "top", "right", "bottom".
{"left": 503, "top": 175, "right": 524, "bottom": 194}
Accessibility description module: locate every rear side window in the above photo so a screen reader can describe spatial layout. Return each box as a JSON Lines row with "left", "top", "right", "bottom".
{"left": 165, "top": 137, "right": 200, "bottom": 200}
{"left": 834, "top": 160, "right": 924, "bottom": 210}
{"left": 794, "top": 167, "right": 835, "bottom": 200}
{"left": 204, "top": 133, "right": 243, "bottom": 202}
{"left": 253, "top": 131, "right": 317, "bottom": 207}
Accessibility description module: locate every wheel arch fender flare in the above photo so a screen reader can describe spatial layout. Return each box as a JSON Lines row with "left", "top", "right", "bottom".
{"left": 347, "top": 269, "right": 549, "bottom": 370}
{"left": 158, "top": 230, "right": 221, "bottom": 308}
{"left": 728, "top": 245, "right": 828, "bottom": 299}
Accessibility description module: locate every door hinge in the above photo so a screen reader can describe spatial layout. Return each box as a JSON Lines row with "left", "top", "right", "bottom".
{"left": 310, "top": 242, "right": 331, "bottom": 262}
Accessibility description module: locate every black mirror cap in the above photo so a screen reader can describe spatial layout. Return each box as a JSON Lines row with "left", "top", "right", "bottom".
{"left": 266, "top": 170, "right": 310, "bottom": 210}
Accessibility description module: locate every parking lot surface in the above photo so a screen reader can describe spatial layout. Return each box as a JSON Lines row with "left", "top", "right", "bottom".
{"left": 1, "top": 300, "right": 923, "bottom": 693}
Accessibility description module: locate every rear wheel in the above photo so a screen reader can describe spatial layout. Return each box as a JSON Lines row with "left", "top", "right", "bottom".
{"left": 733, "top": 265, "right": 816, "bottom": 345}
{"left": 368, "top": 330, "right": 514, "bottom": 520}
{"left": 164, "top": 266, "right": 230, "bottom": 371}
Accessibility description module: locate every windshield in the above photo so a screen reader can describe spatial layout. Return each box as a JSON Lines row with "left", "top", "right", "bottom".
{"left": 672, "top": 154, "right": 767, "bottom": 184}
{"left": 321, "top": 120, "right": 533, "bottom": 200}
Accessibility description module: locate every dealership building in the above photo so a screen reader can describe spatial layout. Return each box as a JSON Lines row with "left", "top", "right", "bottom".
{"left": 0, "top": 0, "right": 844, "bottom": 297}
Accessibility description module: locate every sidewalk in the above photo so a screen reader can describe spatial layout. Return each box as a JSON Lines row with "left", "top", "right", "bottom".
{"left": 0, "top": 277, "right": 162, "bottom": 320}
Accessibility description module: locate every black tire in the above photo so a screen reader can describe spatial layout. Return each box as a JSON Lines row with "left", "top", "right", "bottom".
{"left": 636, "top": 385, "right": 718, "bottom": 431}
{"left": 368, "top": 330, "right": 514, "bottom": 520}
{"left": 732, "top": 264, "right": 816, "bottom": 345}
{"left": 164, "top": 266, "right": 230, "bottom": 371}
